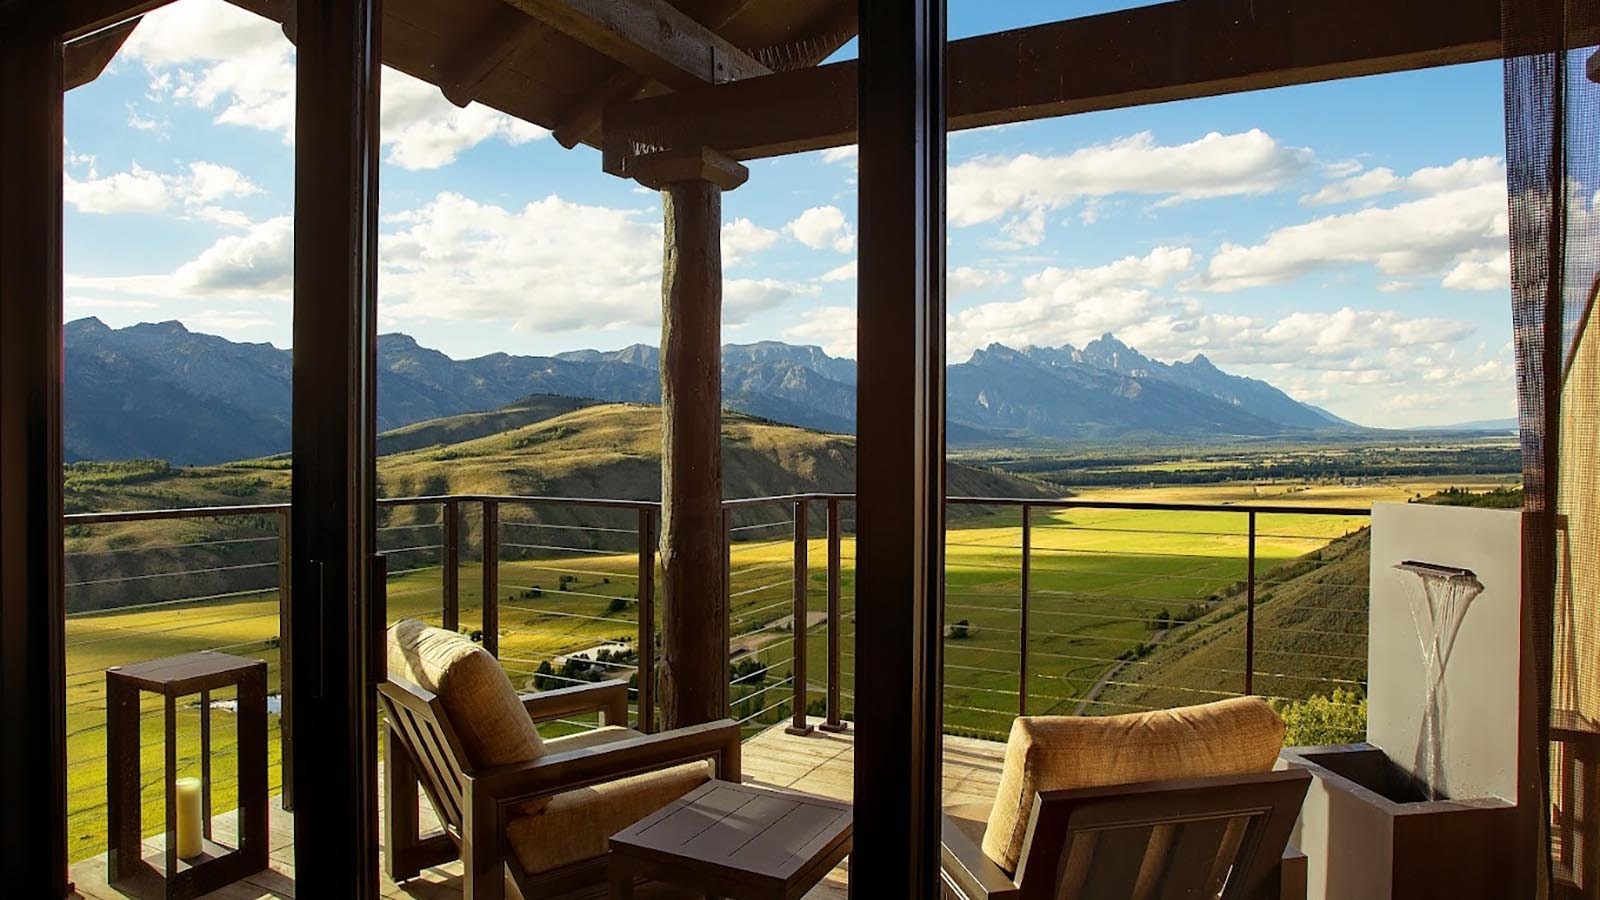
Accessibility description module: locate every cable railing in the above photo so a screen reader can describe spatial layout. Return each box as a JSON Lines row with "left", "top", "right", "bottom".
{"left": 61, "top": 490, "right": 1372, "bottom": 858}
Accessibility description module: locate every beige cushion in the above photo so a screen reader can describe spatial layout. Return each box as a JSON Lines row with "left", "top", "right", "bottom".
{"left": 505, "top": 762, "right": 711, "bottom": 874}
{"left": 386, "top": 619, "right": 545, "bottom": 772}
{"left": 980, "top": 697, "right": 1286, "bottom": 874}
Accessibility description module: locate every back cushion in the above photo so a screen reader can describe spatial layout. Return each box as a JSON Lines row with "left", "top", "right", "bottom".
{"left": 387, "top": 619, "right": 545, "bottom": 773}
{"left": 981, "top": 697, "right": 1286, "bottom": 874}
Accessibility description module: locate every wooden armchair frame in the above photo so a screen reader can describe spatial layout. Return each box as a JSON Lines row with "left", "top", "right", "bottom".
{"left": 940, "top": 768, "right": 1312, "bottom": 900}
{"left": 379, "top": 676, "right": 742, "bottom": 900}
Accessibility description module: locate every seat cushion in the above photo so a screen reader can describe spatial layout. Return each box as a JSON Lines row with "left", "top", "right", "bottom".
{"left": 386, "top": 619, "right": 545, "bottom": 772}
{"left": 505, "top": 762, "right": 711, "bottom": 875}
{"left": 981, "top": 697, "right": 1286, "bottom": 874}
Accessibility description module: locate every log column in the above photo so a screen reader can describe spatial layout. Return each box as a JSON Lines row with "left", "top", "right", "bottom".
{"left": 0, "top": 8, "right": 68, "bottom": 895}
{"left": 632, "top": 148, "right": 748, "bottom": 729}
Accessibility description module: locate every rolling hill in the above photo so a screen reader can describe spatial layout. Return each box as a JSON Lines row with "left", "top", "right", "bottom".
{"left": 65, "top": 318, "right": 1356, "bottom": 464}
{"left": 62, "top": 402, "right": 1053, "bottom": 612}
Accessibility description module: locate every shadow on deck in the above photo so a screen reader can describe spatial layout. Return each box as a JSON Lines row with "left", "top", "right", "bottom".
{"left": 68, "top": 720, "right": 1007, "bottom": 900}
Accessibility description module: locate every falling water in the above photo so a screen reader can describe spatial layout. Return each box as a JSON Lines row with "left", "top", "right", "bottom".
{"left": 1395, "top": 561, "right": 1484, "bottom": 801}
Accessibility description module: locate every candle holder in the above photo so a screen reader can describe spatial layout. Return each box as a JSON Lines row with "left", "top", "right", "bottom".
{"left": 106, "top": 651, "right": 269, "bottom": 900}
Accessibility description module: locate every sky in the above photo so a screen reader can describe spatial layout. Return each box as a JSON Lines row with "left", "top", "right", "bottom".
{"left": 61, "top": 0, "right": 1530, "bottom": 428}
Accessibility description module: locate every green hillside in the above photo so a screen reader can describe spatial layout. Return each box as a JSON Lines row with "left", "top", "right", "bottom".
{"left": 62, "top": 402, "right": 1052, "bottom": 612}
{"left": 1091, "top": 528, "right": 1369, "bottom": 715}
{"left": 375, "top": 393, "right": 597, "bottom": 456}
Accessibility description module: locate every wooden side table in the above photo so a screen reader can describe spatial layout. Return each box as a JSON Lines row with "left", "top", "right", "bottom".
{"left": 609, "top": 780, "right": 852, "bottom": 900}
{"left": 106, "top": 651, "right": 269, "bottom": 900}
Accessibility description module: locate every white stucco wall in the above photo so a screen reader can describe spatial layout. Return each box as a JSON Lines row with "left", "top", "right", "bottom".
{"left": 1368, "top": 502, "right": 1522, "bottom": 802}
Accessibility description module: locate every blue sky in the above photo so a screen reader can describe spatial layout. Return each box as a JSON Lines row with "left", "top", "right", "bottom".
{"left": 63, "top": 0, "right": 1522, "bottom": 427}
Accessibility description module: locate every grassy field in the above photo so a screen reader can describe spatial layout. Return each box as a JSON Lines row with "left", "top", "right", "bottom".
{"left": 59, "top": 476, "right": 1522, "bottom": 861}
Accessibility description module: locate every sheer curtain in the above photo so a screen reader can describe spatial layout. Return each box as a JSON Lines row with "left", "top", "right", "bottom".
{"left": 1505, "top": 1, "right": 1600, "bottom": 896}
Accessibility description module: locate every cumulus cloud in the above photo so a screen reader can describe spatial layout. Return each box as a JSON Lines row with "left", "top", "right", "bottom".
{"left": 949, "top": 267, "right": 1011, "bottom": 295}
{"left": 1300, "top": 156, "right": 1503, "bottom": 206}
{"left": 947, "top": 247, "right": 1198, "bottom": 359}
{"left": 948, "top": 129, "right": 1312, "bottom": 243}
{"left": 820, "top": 146, "right": 858, "bottom": 165}
{"left": 722, "top": 218, "right": 780, "bottom": 267}
{"left": 818, "top": 261, "right": 856, "bottom": 283}
{"left": 126, "top": 0, "right": 547, "bottom": 169}
{"left": 785, "top": 205, "right": 856, "bottom": 253}
{"left": 783, "top": 305, "right": 856, "bottom": 358}
{"left": 65, "top": 160, "right": 262, "bottom": 216}
{"left": 1201, "top": 176, "right": 1508, "bottom": 292}
{"left": 67, "top": 215, "right": 293, "bottom": 300}
{"left": 725, "top": 279, "right": 819, "bottom": 323}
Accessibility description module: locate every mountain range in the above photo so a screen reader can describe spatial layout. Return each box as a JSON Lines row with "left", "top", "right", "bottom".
{"left": 65, "top": 317, "right": 1358, "bottom": 464}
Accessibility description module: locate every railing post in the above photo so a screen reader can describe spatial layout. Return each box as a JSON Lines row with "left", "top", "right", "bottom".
{"left": 820, "top": 498, "right": 848, "bottom": 732}
{"left": 723, "top": 506, "right": 733, "bottom": 718}
{"left": 637, "top": 507, "right": 657, "bottom": 734}
{"left": 481, "top": 499, "right": 499, "bottom": 657}
{"left": 788, "top": 500, "right": 814, "bottom": 735}
{"left": 442, "top": 499, "right": 460, "bottom": 632}
{"left": 1019, "top": 503, "right": 1031, "bottom": 716}
{"left": 1245, "top": 510, "right": 1257, "bottom": 696}
{"left": 276, "top": 506, "right": 294, "bottom": 812}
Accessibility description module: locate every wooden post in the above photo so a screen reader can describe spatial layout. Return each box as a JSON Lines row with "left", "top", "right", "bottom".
{"left": 852, "top": 0, "right": 947, "bottom": 895}
{"left": 788, "top": 500, "right": 813, "bottom": 735}
{"left": 0, "top": 8, "right": 68, "bottom": 894}
{"left": 820, "top": 498, "right": 848, "bottom": 732}
{"left": 631, "top": 147, "right": 748, "bottom": 729}
{"left": 289, "top": 0, "right": 382, "bottom": 895}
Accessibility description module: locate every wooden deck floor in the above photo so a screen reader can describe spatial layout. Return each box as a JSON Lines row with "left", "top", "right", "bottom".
{"left": 68, "top": 720, "right": 1007, "bottom": 900}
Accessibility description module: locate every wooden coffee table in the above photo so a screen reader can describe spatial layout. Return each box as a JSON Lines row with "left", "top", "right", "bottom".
{"left": 609, "top": 780, "right": 852, "bottom": 900}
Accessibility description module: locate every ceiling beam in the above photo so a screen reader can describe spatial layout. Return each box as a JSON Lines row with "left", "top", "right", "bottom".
{"left": 606, "top": 0, "right": 1587, "bottom": 164}
{"left": 64, "top": 17, "right": 139, "bottom": 91}
{"left": 61, "top": 0, "right": 171, "bottom": 40}
{"left": 554, "top": 0, "right": 854, "bottom": 150}
{"left": 438, "top": 5, "right": 538, "bottom": 107}
{"left": 502, "top": 0, "right": 769, "bottom": 92}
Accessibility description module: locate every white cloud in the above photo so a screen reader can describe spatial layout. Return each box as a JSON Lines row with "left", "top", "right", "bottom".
{"left": 380, "top": 73, "right": 548, "bottom": 170}
{"left": 724, "top": 279, "right": 818, "bottom": 324}
{"left": 722, "top": 218, "right": 780, "bottom": 267}
{"left": 949, "top": 267, "right": 1011, "bottom": 295}
{"left": 1202, "top": 178, "right": 1508, "bottom": 292}
{"left": 783, "top": 305, "right": 856, "bottom": 358}
{"left": 126, "top": 0, "right": 548, "bottom": 169}
{"left": 785, "top": 205, "right": 856, "bottom": 253}
{"left": 819, "top": 261, "right": 856, "bottom": 283}
{"left": 174, "top": 216, "right": 294, "bottom": 296}
{"left": 947, "top": 247, "right": 1197, "bottom": 359}
{"left": 819, "top": 146, "right": 858, "bottom": 166}
{"left": 380, "top": 193, "right": 661, "bottom": 332}
{"left": 1442, "top": 252, "right": 1512, "bottom": 291}
{"left": 948, "top": 129, "right": 1312, "bottom": 242}
{"left": 1300, "top": 156, "right": 1503, "bottom": 206}
{"left": 64, "top": 160, "right": 261, "bottom": 215}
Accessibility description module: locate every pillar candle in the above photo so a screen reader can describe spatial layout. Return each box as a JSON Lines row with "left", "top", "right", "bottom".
{"left": 175, "top": 777, "right": 203, "bottom": 859}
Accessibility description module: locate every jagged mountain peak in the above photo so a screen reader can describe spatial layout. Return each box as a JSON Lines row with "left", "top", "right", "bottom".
{"left": 62, "top": 320, "right": 1359, "bottom": 464}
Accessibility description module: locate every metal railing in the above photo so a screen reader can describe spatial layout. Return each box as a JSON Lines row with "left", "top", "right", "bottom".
{"left": 60, "top": 490, "right": 1371, "bottom": 856}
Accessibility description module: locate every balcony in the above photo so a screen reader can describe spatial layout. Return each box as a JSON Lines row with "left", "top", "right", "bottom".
{"left": 57, "top": 490, "right": 1371, "bottom": 899}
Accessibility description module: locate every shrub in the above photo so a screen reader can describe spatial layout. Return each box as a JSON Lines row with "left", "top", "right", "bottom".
{"left": 1271, "top": 688, "right": 1368, "bottom": 746}
{"left": 947, "top": 619, "right": 971, "bottom": 640}
{"left": 607, "top": 596, "right": 628, "bottom": 615}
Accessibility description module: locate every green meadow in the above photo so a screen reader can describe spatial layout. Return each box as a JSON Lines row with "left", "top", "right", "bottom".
{"left": 55, "top": 479, "right": 1422, "bottom": 862}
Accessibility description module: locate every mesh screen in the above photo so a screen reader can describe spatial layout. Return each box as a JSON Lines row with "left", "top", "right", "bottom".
{"left": 1507, "top": 1, "right": 1600, "bottom": 895}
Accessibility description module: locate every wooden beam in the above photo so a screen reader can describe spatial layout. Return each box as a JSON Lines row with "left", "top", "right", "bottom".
{"left": 437, "top": 5, "right": 537, "bottom": 108}
{"left": 851, "top": 0, "right": 947, "bottom": 895}
{"left": 502, "top": 0, "right": 769, "bottom": 91}
{"left": 61, "top": 0, "right": 170, "bottom": 40}
{"left": 606, "top": 0, "right": 1576, "bottom": 162}
{"left": 554, "top": 0, "right": 854, "bottom": 150}
{"left": 289, "top": 0, "right": 382, "bottom": 896}
{"left": 63, "top": 17, "right": 137, "bottom": 91}
{"left": 0, "top": 7, "right": 69, "bottom": 896}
